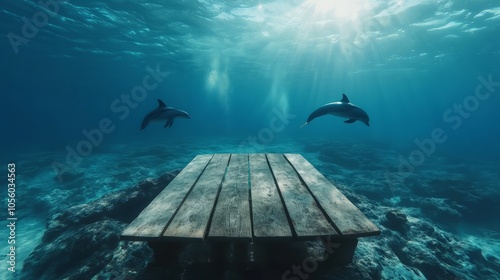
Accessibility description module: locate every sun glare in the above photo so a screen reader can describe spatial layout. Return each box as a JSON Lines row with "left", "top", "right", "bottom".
{"left": 310, "top": 0, "right": 363, "bottom": 21}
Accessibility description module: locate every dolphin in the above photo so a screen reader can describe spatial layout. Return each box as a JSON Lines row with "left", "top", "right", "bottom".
{"left": 140, "top": 99, "right": 191, "bottom": 130}
{"left": 300, "top": 94, "right": 369, "bottom": 127}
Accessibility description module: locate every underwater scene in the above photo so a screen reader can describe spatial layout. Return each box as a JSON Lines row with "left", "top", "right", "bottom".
{"left": 1, "top": 0, "right": 500, "bottom": 279}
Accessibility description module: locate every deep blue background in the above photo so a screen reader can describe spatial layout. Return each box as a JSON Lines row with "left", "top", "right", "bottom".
{"left": 1, "top": 0, "right": 499, "bottom": 161}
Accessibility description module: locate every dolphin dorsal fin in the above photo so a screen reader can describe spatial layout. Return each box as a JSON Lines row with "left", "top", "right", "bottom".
{"left": 340, "top": 94, "right": 350, "bottom": 103}
{"left": 157, "top": 99, "right": 167, "bottom": 108}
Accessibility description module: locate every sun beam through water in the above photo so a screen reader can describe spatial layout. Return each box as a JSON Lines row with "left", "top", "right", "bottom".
{"left": 307, "top": 0, "right": 367, "bottom": 21}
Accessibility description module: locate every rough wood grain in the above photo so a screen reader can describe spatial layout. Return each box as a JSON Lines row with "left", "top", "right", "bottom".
{"left": 208, "top": 154, "right": 252, "bottom": 240}
{"left": 124, "top": 152, "right": 379, "bottom": 243}
{"left": 121, "top": 154, "right": 213, "bottom": 240}
{"left": 266, "top": 153, "right": 337, "bottom": 238}
{"left": 249, "top": 154, "right": 292, "bottom": 240}
{"left": 284, "top": 154, "right": 380, "bottom": 237}
{"left": 162, "top": 154, "right": 230, "bottom": 240}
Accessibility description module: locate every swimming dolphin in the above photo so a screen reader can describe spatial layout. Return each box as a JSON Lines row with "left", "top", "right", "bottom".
{"left": 140, "top": 99, "right": 191, "bottom": 130}
{"left": 300, "top": 94, "right": 369, "bottom": 127}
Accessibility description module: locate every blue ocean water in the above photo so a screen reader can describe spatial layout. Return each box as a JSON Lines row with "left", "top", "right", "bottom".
{"left": 1, "top": 0, "right": 500, "bottom": 279}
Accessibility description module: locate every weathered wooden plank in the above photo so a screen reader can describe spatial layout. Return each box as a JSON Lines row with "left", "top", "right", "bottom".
{"left": 266, "top": 154, "right": 338, "bottom": 238}
{"left": 162, "top": 154, "right": 230, "bottom": 240}
{"left": 249, "top": 154, "right": 292, "bottom": 240}
{"left": 284, "top": 154, "right": 380, "bottom": 237}
{"left": 208, "top": 154, "right": 252, "bottom": 240}
{"left": 121, "top": 154, "right": 213, "bottom": 240}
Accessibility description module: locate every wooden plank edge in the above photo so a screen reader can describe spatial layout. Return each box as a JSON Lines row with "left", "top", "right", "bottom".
{"left": 284, "top": 154, "right": 380, "bottom": 236}
{"left": 207, "top": 154, "right": 252, "bottom": 240}
{"left": 247, "top": 154, "right": 255, "bottom": 241}
{"left": 264, "top": 153, "right": 298, "bottom": 239}
{"left": 282, "top": 154, "right": 345, "bottom": 236}
{"left": 203, "top": 154, "right": 232, "bottom": 241}
{"left": 205, "top": 236, "right": 253, "bottom": 243}
{"left": 121, "top": 154, "right": 214, "bottom": 239}
{"left": 252, "top": 236, "right": 294, "bottom": 242}
{"left": 158, "top": 236, "right": 206, "bottom": 243}
{"left": 121, "top": 231, "right": 379, "bottom": 243}
{"left": 248, "top": 153, "right": 293, "bottom": 241}
{"left": 158, "top": 154, "right": 216, "bottom": 238}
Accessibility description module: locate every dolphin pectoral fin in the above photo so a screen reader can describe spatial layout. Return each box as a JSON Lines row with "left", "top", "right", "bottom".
{"left": 164, "top": 119, "right": 174, "bottom": 128}
{"left": 344, "top": 119, "right": 356, "bottom": 124}
{"left": 300, "top": 122, "right": 309, "bottom": 128}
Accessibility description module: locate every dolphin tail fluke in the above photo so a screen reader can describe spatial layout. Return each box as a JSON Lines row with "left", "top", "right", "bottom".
{"left": 300, "top": 122, "right": 309, "bottom": 128}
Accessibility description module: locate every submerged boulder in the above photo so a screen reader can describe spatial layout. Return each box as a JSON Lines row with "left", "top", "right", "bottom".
{"left": 42, "top": 171, "right": 179, "bottom": 242}
{"left": 384, "top": 210, "right": 408, "bottom": 232}
{"left": 22, "top": 220, "right": 127, "bottom": 280}
{"left": 22, "top": 170, "right": 179, "bottom": 280}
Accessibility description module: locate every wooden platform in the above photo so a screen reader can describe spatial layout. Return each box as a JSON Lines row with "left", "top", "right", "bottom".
{"left": 121, "top": 153, "right": 380, "bottom": 265}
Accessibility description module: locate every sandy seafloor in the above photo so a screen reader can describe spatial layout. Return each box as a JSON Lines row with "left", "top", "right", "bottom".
{"left": 2, "top": 137, "right": 500, "bottom": 280}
